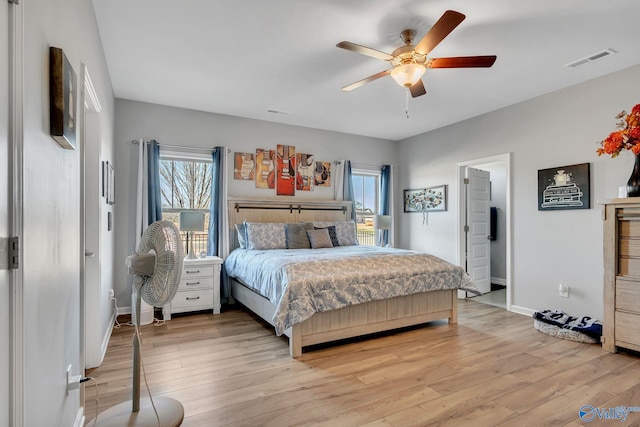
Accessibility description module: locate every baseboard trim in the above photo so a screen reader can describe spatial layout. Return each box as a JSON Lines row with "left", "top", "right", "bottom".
{"left": 491, "top": 277, "right": 506, "bottom": 286}
{"left": 73, "top": 408, "right": 85, "bottom": 427}
{"left": 100, "top": 308, "right": 117, "bottom": 361}
{"left": 510, "top": 305, "right": 536, "bottom": 317}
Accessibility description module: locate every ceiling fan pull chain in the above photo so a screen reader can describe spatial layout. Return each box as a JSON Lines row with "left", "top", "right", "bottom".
{"left": 405, "top": 88, "right": 410, "bottom": 119}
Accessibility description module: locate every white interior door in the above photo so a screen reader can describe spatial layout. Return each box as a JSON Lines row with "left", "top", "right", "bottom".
{"left": 0, "top": 1, "right": 14, "bottom": 426}
{"left": 1, "top": 1, "right": 11, "bottom": 424}
{"left": 466, "top": 167, "right": 491, "bottom": 294}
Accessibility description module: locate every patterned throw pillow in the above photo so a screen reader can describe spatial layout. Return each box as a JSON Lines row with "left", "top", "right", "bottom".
{"left": 314, "top": 225, "right": 339, "bottom": 247}
{"left": 285, "top": 222, "right": 314, "bottom": 249}
{"left": 306, "top": 228, "right": 334, "bottom": 249}
{"left": 313, "top": 221, "right": 358, "bottom": 246}
{"left": 245, "top": 222, "right": 287, "bottom": 250}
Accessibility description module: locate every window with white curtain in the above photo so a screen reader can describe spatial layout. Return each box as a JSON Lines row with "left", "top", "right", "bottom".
{"left": 352, "top": 169, "right": 381, "bottom": 246}
{"left": 160, "top": 151, "right": 212, "bottom": 255}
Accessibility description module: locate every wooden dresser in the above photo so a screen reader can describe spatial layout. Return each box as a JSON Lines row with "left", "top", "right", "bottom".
{"left": 602, "top": 198, "right": 640, "bottom": 353}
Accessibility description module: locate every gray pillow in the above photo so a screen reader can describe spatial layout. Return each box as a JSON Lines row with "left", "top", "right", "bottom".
{"left": 314, "top": 225, "right": 339, "bottom": 247}
{"left": 313, "top": 221, "right": 358, "bottom": 246}
{"left": 306, "top": 228, "right": 334, "bottom": 249}
{"left": 285, "top": 222, "right": 313, "bottom": 249}
{"left": 235, "top": 223, "right": 247, "bottom": 249}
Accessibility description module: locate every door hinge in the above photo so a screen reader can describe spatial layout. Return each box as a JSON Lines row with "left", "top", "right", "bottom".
{"left": 464, "top": 178, "right": 469, "bottom": 184}
{"left": 464, "top": 225, "right": 469, "bottom": 233}
{"left": 0, "top": 237, "right": 19, "bottom": 270}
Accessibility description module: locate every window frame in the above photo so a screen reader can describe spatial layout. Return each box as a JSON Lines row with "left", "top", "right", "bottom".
{"left": 159, "top": 151, "right": 213, "bottom": 255}
{"left": 352, "top": 168, "right": 381, "bottom": 246}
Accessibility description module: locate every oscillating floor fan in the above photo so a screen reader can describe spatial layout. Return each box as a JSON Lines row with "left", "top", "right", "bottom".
{"left": 95, "top": 220, "right": 184, "bottom": 427}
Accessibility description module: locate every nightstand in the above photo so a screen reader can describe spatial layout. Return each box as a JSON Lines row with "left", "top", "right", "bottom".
{"left": 162, "top": 256, "right": 223, "bottom": 320}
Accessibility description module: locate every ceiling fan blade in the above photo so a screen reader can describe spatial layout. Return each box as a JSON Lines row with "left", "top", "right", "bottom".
{"left": 341, "top": 70, "right": 392, "bottom": 91}
{"left": 415, "top": 10, "right": 466, "bottom": 55}
{"left": 336, "top": 41, "right": 393, "bottom": 61}
{"left": 427, "top": 55, "right": 497, "bottom": 68}
{"left": 409, "top": 80, "right": 426, "bottom": 98}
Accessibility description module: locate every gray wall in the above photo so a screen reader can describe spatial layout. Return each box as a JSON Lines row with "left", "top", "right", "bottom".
{"left": 22, "top": 0, "right": 114, "bottom": 425}
{"left": 397, "top": 64, "right": 640, "bottom": 319}
{"left": 113, "top": 99, "right": 397, "bottom": 306}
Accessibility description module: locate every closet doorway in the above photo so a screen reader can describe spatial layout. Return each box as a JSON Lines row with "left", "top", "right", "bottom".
{"left": 457, "top": 153, "right": 512, "bottom": 310}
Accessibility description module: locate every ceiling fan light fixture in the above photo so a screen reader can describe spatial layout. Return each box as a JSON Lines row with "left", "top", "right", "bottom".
{"left": 390, "top": 63, "right": 425, "bottom": 88}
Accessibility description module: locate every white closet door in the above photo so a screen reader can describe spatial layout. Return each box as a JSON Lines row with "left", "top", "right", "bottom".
{"left": 466, "top": 167, "right": 491, "bottom": 294}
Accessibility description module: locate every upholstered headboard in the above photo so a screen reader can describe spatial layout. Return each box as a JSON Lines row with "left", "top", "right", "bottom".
{"left": 227, "top": 197, "right": 353, "bottom": 252}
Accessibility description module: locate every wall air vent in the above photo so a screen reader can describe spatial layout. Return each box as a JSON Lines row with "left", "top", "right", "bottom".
{"left": 564, "top": 49, "right": 617, "bottom": 68}
{"left": 267, "top": 108, "right": 292, "bottom": 116}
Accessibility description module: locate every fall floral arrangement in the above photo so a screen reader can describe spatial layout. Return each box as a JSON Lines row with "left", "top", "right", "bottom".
{"left": 597, "top": 104, "right": 640, "bottom": 157}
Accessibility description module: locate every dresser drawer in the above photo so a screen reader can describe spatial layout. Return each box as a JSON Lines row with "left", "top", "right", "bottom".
{"left": 171, "top": 289, "right": 214, "bottom": 312}
{"left": 616, "top": 278, "right": 640, "bottom": 313}
{"left": 619, "top": 238, "right": 640, "bottom": 257}
{"left": 618, "top": 256, "right": 640, "bottom": 277}
{"left": 179, "top": 275, "right": 213, "bottom": 291}
{"left": 614, "top": 311, "right": 640, "bottom": 347}
{"left": 182, "top": 265, "right": 214, "bottom": 278}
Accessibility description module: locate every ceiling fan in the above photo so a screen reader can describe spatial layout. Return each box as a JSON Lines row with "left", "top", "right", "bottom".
{"left": 337, "top": 10, "right": 497, "bottom": 98}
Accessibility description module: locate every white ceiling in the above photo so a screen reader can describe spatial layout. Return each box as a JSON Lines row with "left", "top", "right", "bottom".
{"left": 92, "top": 0, "right": 640, "bottom": 141}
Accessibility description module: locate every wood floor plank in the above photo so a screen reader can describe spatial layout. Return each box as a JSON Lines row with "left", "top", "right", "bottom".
{"left": 84, "top": 301, "right": 640, "bottom": 427}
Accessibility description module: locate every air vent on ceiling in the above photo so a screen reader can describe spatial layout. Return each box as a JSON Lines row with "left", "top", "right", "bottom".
{"left": 564, "top": 49, "right": 617, "bottom": 68}
{"left": 267, "top": 108, "right": 291, "bottom": 116}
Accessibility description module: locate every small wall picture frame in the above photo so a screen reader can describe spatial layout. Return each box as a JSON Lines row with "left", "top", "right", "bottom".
{"left": 107, "top": 162, "right": 115, "bottom": 205}
{"left": 49, "top": 47, "right": 77, "bottom": 150}
{"left": 538, "top": 163, "right": 590, "bottom": 210}
{"left": 102, "top": 161, "right": 115, "bottom": 205}
{"left": 404, "top": 185, "right": 447, "bottom": 212}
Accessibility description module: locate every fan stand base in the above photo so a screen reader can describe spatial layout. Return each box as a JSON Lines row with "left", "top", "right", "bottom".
{"left": 92, "top": 397, "right": 184, "bottom": 427}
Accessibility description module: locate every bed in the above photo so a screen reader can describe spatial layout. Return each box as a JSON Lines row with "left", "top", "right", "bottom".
{"left": 226, "top": 197, "right": 478, "bottom": 357}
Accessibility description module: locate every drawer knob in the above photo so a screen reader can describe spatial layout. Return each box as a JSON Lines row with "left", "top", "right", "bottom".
{"left": 186, "top": 296, "right": 201, "bottom": 301}
{"left": 186, "top": 282, "right": 200, "bottom": 286}
{"left": 186, "top": 270, "right": 200, "bottom": 274}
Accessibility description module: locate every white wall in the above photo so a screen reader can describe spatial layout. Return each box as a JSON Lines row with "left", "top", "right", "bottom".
{"left": 113, "top": 99, "right": 397, "bottom": 306}
{"left": 21, "top": 0, "right": 114, "bottom": 425}
{"left": 398, "top": 64, "right": 640, "bottom": 319}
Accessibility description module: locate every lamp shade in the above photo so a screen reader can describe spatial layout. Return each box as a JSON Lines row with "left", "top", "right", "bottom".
{"left": 390, "top": 64, "right": 426, "bottom": 88}
{"left": 373, "top": 214, "right": 392, "bottom": 230}
{"left": 179, "top": 211, "right": 205, "bottom": 231}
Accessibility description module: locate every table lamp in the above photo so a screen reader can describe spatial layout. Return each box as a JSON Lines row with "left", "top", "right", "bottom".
{"left": 373, "top": 214, "right": 391, "bottom": 247}
{"left": 179, "top": 211, "right": 205, "bottom": 260}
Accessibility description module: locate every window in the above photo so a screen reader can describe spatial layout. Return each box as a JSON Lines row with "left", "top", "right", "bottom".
{"left": 352, "top": 171, "right": 380, "bottom": 246}
{"left": 160, "top": 156, "right": 212, "bottom": 255}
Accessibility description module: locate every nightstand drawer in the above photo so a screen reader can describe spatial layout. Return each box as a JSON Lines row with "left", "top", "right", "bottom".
{"left": 182, "top": 265, "right": 214, "bottom": 278}
{"left": 171, "top": 289, "right": 214, "bottom": 311}
{"left": 179, "top": 276, "right": 213, "bottom": 291}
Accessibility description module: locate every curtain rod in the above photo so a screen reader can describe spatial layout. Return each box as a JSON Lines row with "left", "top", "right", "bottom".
{"left": 234, "top": 203, "right": 347, "bottom": 214}
{"left": 130, "top": 139, "right": 228, "bottom": 153}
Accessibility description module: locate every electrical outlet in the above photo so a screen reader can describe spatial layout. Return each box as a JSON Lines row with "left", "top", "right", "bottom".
{"left": 559, "top": 283, "right": 569, "bottom": 298}
{"left": 108, "top": 289, "right": 114, "bottom": 298}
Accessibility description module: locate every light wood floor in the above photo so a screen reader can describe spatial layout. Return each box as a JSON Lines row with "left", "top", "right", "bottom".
{"left": 85, "top": 300, "right": 640, "bottom": 426}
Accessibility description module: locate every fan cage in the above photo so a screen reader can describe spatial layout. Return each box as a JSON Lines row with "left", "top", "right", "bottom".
{"left": 137, "top": 220, "right": 184, "bottom": 306}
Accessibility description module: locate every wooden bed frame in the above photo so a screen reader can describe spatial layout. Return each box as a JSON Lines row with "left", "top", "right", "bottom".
{"left": 227, "top": 197, "right": 458, "bottom": 357}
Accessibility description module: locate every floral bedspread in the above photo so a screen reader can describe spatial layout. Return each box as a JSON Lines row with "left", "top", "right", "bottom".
{"left": 224, "top": 246, "right": 478, "bottom": 335}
